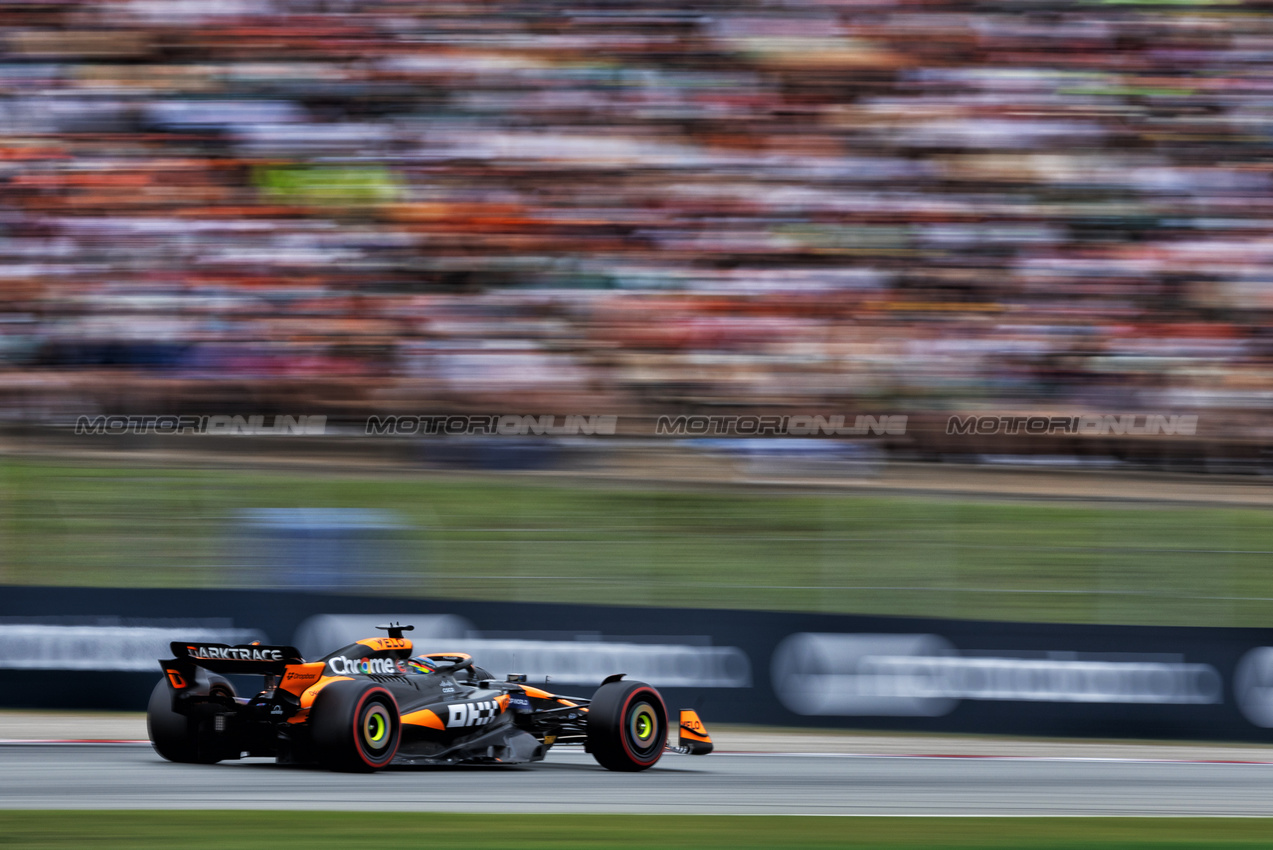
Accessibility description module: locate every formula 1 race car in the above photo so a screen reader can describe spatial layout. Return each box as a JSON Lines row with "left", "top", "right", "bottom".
{"left": 148, "top": 623, "right": 713, "bottom": 772}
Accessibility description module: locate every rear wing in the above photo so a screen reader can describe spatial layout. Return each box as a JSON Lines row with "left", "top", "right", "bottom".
{"left": 165, "top": 641, "right": 303, "bottom": 676}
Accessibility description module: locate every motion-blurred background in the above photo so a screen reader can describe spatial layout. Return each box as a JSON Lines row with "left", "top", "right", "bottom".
{"left": 3, "top": 0, "right": 1273, "bottom": 635}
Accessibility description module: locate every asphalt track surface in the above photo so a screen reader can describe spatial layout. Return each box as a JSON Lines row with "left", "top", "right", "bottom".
{"left": 3, "top": 742, "right": 1273, "bottom": 816}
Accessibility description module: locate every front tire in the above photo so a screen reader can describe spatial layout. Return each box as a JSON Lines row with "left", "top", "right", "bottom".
{"left": 586, "top": 680, "right": 667, "bottom": 772}
{"left": 147, "top": 675, "right": 235, "bottom": 764}
{"left": 310, "top": 681, "right": 401, "bottom": 772}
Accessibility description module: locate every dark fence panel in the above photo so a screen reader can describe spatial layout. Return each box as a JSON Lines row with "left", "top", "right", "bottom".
{"left": 2, "top": 586, "right": 1272, "bottom": 742}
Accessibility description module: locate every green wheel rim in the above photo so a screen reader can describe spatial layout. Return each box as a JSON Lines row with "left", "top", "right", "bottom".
{"left": 364, "top": 709, "right": 388, "bottom": 747}
{"left": 629, "top": 702, "right": 658, "bottom": 751}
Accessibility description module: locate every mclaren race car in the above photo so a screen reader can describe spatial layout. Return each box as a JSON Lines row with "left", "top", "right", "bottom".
{"left": 148, "top": 623, "right": 713, "bottom": 772}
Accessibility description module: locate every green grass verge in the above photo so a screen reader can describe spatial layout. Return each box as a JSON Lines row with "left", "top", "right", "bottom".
{"left": 3, "top": 459, "right": 1273, "bottom": 626}
{"left": 1, "top": 812, "right": 1272, "bottom": 849}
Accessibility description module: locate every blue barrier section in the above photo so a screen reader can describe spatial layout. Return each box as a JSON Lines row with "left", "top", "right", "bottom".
{"left": 1, "top": 586, "right": 1271, "bottom": 742}
{"left": 233, "top": 509, "right": 410, "bottom": 590}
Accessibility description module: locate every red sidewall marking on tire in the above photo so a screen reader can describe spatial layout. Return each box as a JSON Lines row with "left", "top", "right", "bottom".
{"left": 351, "top": 687, "right": 397, "bottom": 769}
{"left": 618, "top": 688, "right": 664, "bottom": 766}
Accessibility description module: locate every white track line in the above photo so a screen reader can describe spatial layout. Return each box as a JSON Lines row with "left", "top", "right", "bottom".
{"left": 5, "top": 739, "right": 1272, "bottom": 766}
{"left": 715, "top": 750, "right": 1273, "bottom": 765}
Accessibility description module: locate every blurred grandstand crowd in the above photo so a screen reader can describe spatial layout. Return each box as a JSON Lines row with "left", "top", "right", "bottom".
{"left": 3, "top": 0, "right": 1273, "bottom": 461}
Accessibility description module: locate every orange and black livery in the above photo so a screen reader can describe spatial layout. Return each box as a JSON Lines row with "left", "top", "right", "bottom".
{"left": 147, "top": 621, "right": 714, "bottom": 773}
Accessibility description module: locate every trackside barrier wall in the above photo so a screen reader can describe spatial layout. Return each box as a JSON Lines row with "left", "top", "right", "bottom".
{"left": 2, "top": 586, "right": 1273, "bottom": 742}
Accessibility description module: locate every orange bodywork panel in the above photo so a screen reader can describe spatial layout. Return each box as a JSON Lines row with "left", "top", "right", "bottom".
{"left": 287, "top": 675, "right": 355, "bottom": 723}
{"left": 519, "top": 682, "right": 555, "bottom": 697}
{"left": 678, "top": 709, "right": 713, "bottom": 754}
{"left": 278, "top": 662, "right": 327, "bottom": 697}
{"left": 679, "top": 709, "right": 712, "bottom": 743}
{"left": 299, "top": 676, "right": 354, "bottom": 710}
{"left": 356, "top": 637, "right": 413, "bottom": 653}
{"left": 520, "top": 685, "right": 578, "bottom": 707}
{"left": 400, "top": 708, "right": 446, "bottom": 730}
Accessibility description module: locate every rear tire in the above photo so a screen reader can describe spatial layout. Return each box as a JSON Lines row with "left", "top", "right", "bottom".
{"left": 586, "top": 680, "right": 667, "bottom": 772}
{"left": 310, "top": 681, "right": 401, "bottom": 773}
{"left": 147, "top": 675, "right": 235, "bottom": 764}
